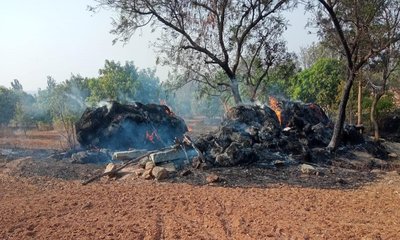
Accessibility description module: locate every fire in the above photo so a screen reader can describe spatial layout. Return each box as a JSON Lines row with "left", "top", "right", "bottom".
{"left": 146, "top": 130, "right": 160, "bottom": 144}
{"left": 269, "top": 96, "right": 283, "bottom": 126}
{"left": 188, "top": 126, "right": 193, "bottom": 132}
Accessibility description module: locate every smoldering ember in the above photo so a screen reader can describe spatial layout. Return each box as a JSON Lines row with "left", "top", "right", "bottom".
{"left": 63, "top": 99, "right": 390, "bottom": 183}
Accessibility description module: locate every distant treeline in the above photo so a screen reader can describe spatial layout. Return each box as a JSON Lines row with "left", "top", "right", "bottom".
{"left": 0, "top": 60, "right": 225, "bottom": 133}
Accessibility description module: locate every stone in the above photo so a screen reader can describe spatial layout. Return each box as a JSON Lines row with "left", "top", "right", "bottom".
{"left": 151, "top": 166, "right": 169, "bottom": 180}
{"left": 145, "top": 161, "right": 155, "bottom": 170}
{"left": 104, "top": 163, "right": 116, "bottom": 173}
{"left": 300, "top": 164, "right": 318, "bottom": 175}
{"left": 388, "top": 152, "right": 398, "bottom": 158}
{"left": 206, "top": 174, "right": 219, "bottom": 183}
{"left": 132, "top": 168, "right": 145, "bottom": 177}
{"left": 112, "top": 149, "right": 149, "bottom": 161}
{"left": 149, "top": 149, "right": 197, "bottom": 164}
{"left": 143, "top": 169, "right": 153, "bottom": 180}
{"left": 161, "top": 163, "right": 177, "bottom": 173}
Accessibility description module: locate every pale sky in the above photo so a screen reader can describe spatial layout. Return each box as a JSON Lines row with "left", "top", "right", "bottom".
{"left": 0, "top": 1, "right": 316, "bottom": 92}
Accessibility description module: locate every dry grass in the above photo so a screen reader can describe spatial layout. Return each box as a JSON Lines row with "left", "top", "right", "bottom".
{"left": 0, "top": 128, "right": 67, "bottom": 150}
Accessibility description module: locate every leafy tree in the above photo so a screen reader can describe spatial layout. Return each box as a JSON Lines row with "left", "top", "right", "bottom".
{"left": 240, "top": 41, "right": 294, "bottom": 102}
{"left": 135, "top": 68, "right": 161, "bottom": 103}
{"left": 0, "top": 87, "right": 18, "bottom": 126}
{"left": 92, "top": 0, "right": 291, "bottom": 104}
{"left": 50, "top": 81, "right": 88, "bottom": 149}
{"left": 11, "top": 79, "right": 23, "bottom": 92}
{"left": 12, "top": 91, "right": 36, "bottom": 133}
{"left": 254, "top": 54, "right": 299, "bottom": 102}
{"left": 64, "top": 74, "right": 91, "bottom": 105}
{"left": 308, "top": 0, "right": 400, "bottom": 149}
{"left": 298, "top": 42, "right": 340, "bottom": 69}
{"left": 34, "top": 77, "right": 58, "bottom": 125}
{"left": 34, "top": 76, "right": 90, "bottom": 148}
{"left": 88, "top": 60, "right": 138, "bottom": 105}
{"left": 367, "top": 43, "right": 400, "bottom": 140}
{"left": 290, "top": 58, "right": 345, "bottom": 114}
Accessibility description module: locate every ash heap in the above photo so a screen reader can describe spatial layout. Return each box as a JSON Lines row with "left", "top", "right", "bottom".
{"left": 74, "top": 99, "right": 387, "bottom": 170}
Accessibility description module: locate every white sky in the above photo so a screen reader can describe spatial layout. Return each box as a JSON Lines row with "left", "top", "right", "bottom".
{"left": 0, "top": 1, "right": 317, "bottom": 92}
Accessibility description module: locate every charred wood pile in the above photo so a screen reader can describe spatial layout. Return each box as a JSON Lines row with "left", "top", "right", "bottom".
{"left": 378, "top": 110, "right": 400, "bottom": 142}
{"left": 75, "top": 101, "right": 188, "bottom": 150}
{"left": 74, "top": 100, "right": 389, "bottom": 184}
{"left": 194, "top": 98, "right": 382, "bottom": 168}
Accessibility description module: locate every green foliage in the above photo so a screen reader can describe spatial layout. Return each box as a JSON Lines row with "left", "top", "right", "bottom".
{"left": 289, "top": 58, "right": 345, "bottom": 111}
{"left": 0, "top": 86, "right": 18, "bottom": 125}
{"left": 260, "top": 58, "right": 299, "bottom": 101}
{"left": 87, "top": 60, "right": 138, "bottom": 105}
{"left": 363, "top": 93, "right": 396, "bottom": 116}
{"left": 135, "top": 68, "right": 161, "bottom": 103}
{"left": 12, "top": 91, "right": 37, "bottom": 129}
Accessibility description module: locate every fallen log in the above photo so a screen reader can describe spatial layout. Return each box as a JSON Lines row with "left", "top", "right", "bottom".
{"left": 81, "top": 146, "right": 175, "bottom": 185}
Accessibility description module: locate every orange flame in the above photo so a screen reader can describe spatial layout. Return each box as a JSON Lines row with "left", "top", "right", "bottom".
{"left": 146, "top": 130, "right": 160, "bottom": 144}
{"left": 269, "top": 96, "right": 283, "bottom": 126}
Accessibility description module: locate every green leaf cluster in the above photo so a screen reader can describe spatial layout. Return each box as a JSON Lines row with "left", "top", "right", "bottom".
{"left": 289, "top": 58, "right": 345, "bottom": 111}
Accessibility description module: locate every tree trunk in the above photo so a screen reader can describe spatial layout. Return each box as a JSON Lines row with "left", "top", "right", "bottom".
{"left": 357, "top": 79, "right": 363, "bottom": 125}
{"left": 370, "top": 93, "right": 382, "bottom": 142}
{"left": 328, "top": 72, "right": 356, "bottom": 149}
{"left": 230, "top": 77, "right": 243, "bottom": 105}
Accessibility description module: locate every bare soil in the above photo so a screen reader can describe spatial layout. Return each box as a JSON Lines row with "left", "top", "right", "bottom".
{"left": 1, "top": 128, "right": 400, "bottom": 239}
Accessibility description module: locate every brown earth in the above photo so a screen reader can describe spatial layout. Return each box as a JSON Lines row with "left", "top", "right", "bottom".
{"left": 1, "top": 171, "right": 400, "bottom": 239}
{"left": 1, "top": 128, "right": 400, "bottom": 239}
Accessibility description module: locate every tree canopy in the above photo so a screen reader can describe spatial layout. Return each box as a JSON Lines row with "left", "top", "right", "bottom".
{"left": 307, "top": 0, "right": 400, "bottom": 148}
{"left": 92, "top": 0, "right": 291, "bottom": 104}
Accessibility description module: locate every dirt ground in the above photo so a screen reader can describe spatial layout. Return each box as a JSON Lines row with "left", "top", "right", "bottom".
{"left": 1, "top": 128, "right": 400, "bottom": 239}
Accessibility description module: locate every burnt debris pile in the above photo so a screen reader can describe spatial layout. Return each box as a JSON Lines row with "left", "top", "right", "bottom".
{"left": 378, "top": 110, "right": 400, "bottom": 142}
{"left": 75, "top": 101, "right": 188, "bottom": 150}
{"left": 194, "top": 100, "right": 378, "bottom": 167}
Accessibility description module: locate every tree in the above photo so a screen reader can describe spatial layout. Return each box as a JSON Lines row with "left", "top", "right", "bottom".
{"left": 309, "top": 0, "right": 400, "bottom": 149}
{"left": 93, "top": 0, "right": 290, "bottom": 104}
{"left": 298, "top": 41, "right": 340, "bottom": 69}
{"left": 11, "top": 79, "right": 23, "bottom": 92}
{"left": 290, "top": 58, "right": 344, "bottom": 114}
{"left": 88, "top": 60, "right": 138, "bottom": 105}
{"left": 0, "top": 87, "right": 18, "bottom": 126}
{"left": 49, "top": 80, "right": 88, "bottom": 149}
{"left": 240, "top": 40, "right": 293, "bottom": 102}
{"left": 12, "top": 91, "right": 36, "bottom": 134}
{"left": 368, "top": 45, "right": 400, "bottom": 141}
{"left": 135, "top": 68, "right": 161, "bottom": 103}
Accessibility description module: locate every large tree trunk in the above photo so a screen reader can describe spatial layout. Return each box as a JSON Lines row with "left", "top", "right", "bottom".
{"left": 328, "top": 72, "right": 356, "bottom": 149}
{"left": 230, "top": 77, "right": 243, "bottom": 105}
{"left": 357, "top": 79, "right": 363, "bottom": 125}
{"left": 370, "top": 93, "right": 382, "bottom": 142}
